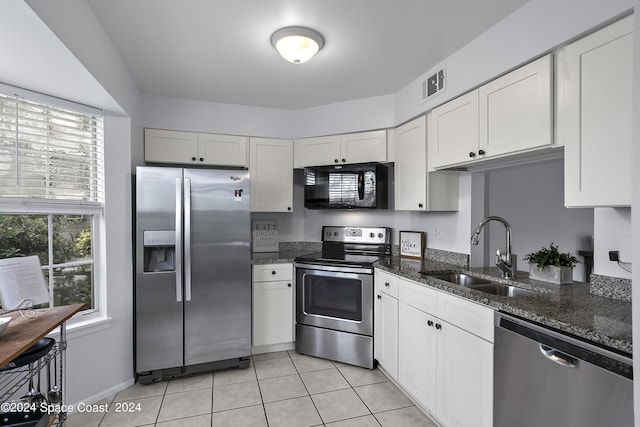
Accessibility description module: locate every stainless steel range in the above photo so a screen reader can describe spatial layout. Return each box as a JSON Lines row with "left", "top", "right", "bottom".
{"left": 294, "top": 226, "right": 391, "bottom": 369}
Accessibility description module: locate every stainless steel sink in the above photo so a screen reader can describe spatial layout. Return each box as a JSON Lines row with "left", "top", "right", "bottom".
{"left": 420, "top": 271, "right": 537, "bottom": 297}
{"left": 421, "top": 272, "right": 492, "bottom": 286}
{"left": 466, "top": 284, "right": 538, "bottom": 297}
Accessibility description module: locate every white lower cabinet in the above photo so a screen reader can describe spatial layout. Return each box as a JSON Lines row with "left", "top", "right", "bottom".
{"left": 374, "top": 269, "right": 399, "bottom": 379}
{"left": 252, "top": 264, "right": 294, "bottom": 348}
{"left": 436, "top": 319, "right": 493, "bottom": 427}
{"left": 390, "top": 275, "right": 493, "bottom": 427}
{"left": 398, "top": 302, "right": 437, "bottom": 410}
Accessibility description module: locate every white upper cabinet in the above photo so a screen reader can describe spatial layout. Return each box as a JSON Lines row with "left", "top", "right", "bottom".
{"left": 145, "top": 128, "right": 248, "bottom": 167}
{"left": 295, "top": 130, "right": 387, "bottom": 167}
{"left": 428, "top": 90, "right": 480, "bottom": 169}
{"left": 393, "top": 115, "right": 458, "bottom": 211}
{"left": 249, "top": 138, "right": 294, "bottom": 212}
{"left": 340, "top": 130, "right": 387, "bottom": 164}
{"left": 144, "top": 129, "right": 198, "bottom": 164}
{"left": 294, "top": 135, "right": 341, "bottom": 167}
{"left": 196, "top": 133, "right": 248, "bottom": 167}
{"left": 479, "top": 54, "right": 553, "bottom": 157}
{"left": 429, "top": 54, "right": 553, "bottom": 169}
{"left": 558, "top": 16, "right": 633, "bottom": 207}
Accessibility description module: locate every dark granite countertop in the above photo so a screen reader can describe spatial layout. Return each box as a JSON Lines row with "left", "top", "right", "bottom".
{"left": 375, "top": 256, "right": 632, "bottom": 355}
{"left": 251, "top": 250, "right": 316, "bottom": 264}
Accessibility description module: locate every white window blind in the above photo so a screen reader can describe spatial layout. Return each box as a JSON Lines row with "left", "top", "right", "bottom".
{"left": 0, "top": 93, "right": 104, "bottom": 204}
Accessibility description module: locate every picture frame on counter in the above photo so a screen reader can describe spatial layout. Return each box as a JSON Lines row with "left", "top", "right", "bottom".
{"left": 399, "top": 230, "right": 425, "bottom": 259}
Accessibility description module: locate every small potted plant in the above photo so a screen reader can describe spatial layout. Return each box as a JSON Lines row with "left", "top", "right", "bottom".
{"left": 523, "top": 243, "right": 579, "bottom": 285}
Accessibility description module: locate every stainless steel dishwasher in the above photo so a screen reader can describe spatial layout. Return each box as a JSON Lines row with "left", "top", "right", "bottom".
{"left": 494, "top": 312, "right": 633, "bottom": 427}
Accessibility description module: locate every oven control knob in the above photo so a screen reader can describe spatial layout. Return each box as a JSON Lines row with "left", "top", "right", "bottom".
{"left": 378, "top": 233, "right": 383, "bottom": 238}
{"left": 377, "top": 295, "right": 382, "bottom": 299}
{"left": 333, "top": 232, "right": 339, "bottom": 237}
{"left": 370, "top": 232, "right": 375, "bottom": 238}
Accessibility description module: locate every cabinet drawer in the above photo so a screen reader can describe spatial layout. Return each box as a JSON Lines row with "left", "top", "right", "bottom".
{"left": 398, "top": 278, "right": 437, "bottom": 314}
{"left": 253, "top": 263, "right": 293, "bottom": 282}
{"left": 375, "top": 269, "right": 399, "bottom": 298}
{"left": 437, "top": 292, "right": 494, "bottom": 342}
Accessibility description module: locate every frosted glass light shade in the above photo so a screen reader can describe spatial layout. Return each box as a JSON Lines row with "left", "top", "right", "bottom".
{"left": 271, "top": 26, "right": 324, "bottom": 64}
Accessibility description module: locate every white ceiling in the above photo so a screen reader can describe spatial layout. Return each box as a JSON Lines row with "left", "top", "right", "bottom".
{"left": 86, "top": 0, "right": 529, "bottom": 110}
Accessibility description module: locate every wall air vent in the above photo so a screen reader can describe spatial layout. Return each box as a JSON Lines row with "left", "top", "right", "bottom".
{"left": 421, "top": 63, "right": 446, "bottom": 103}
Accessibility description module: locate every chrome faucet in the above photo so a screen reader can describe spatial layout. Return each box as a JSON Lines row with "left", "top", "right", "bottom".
{"left": 470, "top": 216, "right": 517, "bottom": 279}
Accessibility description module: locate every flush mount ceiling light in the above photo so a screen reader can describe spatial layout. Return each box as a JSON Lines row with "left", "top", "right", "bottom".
{"left": 270, "top": 26, "right": 325, "bottom": 64}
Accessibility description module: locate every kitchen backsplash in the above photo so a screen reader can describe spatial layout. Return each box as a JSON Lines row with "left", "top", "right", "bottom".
{"left": 279, "top": 241, "right": 322, "bottom": 252}
{"left": 590, "top": 274, "right": 632, "bottom": 302}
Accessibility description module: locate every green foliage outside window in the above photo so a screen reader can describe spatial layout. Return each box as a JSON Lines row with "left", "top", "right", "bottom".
{"left": 0, "top": 214, "right": 94, "bottom": 309}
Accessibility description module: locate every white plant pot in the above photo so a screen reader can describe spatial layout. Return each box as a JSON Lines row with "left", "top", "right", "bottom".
{"left": 528, "top": 264, "right": 574, "bottom": 285}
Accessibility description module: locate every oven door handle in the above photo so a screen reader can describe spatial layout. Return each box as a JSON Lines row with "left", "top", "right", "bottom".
{"left": 294, "top": 262, "right": 373, "bottom": 275}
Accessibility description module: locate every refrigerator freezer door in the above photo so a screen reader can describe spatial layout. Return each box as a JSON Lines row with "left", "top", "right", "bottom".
{"left": 183, "top": 168, "right": 251, "bottom": 365}
{"left": 135, "top": 166, "right": 184, "bottom": 372}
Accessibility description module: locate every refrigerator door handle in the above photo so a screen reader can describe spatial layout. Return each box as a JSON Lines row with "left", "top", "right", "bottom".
{"left": 184, "top": 177, "right": 192, "bottom": 301}
{"left": 175, "top": 178, "right": 183, "bottom": 302}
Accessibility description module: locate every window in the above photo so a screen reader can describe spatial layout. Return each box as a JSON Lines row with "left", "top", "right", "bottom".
{"left": 0, "top": 89, "right": 103, "bottom": 313}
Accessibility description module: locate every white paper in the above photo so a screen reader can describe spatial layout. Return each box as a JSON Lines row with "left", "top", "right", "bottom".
{"left": 0, "top": 256, "right": 49, "bottom": 310}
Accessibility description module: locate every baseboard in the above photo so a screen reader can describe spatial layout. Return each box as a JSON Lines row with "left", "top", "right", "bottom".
{"left": 70, "top": 377, "right": 135, "bottom": 406}
{"left": 252, "top": 342, "right": 295, "bottom": 355}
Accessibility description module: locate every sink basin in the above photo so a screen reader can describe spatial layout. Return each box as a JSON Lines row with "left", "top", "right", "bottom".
{"left": 420, "top": 271, "right": 537, "bottom": 297}
{"left": 467, "top": 284, "right": 538, "bottom": 297}
{"left": 421, "top": 272, "right": 491, "bottom": 286}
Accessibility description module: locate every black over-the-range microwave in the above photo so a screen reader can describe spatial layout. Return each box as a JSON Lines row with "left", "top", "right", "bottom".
{"left": 303, "top": 162, "right": 388, "bottom": 209}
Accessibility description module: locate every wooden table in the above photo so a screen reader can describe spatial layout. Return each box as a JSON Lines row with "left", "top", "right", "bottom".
{"left": 0, "top": 304, "right": 84, "bottom": 369}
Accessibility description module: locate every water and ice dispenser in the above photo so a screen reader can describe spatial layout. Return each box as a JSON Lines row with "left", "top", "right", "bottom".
{"left": 143, "top": 230, "right": 176, "bottom": 272}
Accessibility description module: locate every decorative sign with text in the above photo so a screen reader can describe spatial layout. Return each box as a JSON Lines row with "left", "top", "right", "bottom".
{"left": 252, "top": 220, "right": 279, "bottom": 252}
{"left": 399, "top": 230, "right": 425, "bottom": 259}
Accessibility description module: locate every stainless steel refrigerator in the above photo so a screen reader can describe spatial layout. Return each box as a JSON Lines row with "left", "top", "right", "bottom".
{"left": 134, "top": 166, "right": 251, "bottom": 384}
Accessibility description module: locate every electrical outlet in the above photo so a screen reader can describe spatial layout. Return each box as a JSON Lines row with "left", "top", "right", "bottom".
{"left": 434, "top": 227, "right": 443, "bottom": 240}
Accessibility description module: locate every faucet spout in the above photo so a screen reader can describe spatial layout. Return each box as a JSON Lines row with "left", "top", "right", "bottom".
{"left": 470, "top": 216, "right": 517, "bottom": 279}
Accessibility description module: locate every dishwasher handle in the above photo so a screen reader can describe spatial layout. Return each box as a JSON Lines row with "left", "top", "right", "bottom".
{"left": 539, "top": 344, "right": 578, "bottom": 368}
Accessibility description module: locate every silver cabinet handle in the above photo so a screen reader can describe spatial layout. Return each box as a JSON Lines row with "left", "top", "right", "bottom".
{"left": 184, "top": 177, "right": 192, "bottom": 302}
{"left": 175, "top": 178, "right": 183, "bottom": 302}
{"left": 539, "top": 344, "right": 578, "bottom": 368}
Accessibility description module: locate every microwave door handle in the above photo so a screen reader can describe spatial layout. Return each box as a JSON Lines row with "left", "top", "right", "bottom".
{"left": 358, "top": 171, "right": 364, "bottom": 200}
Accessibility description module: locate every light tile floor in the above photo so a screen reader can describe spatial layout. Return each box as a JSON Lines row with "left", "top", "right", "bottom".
{"left": 67, "top": 351, "right": 438, "bottom": 427}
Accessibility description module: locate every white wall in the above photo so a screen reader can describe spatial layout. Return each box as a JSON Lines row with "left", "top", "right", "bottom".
{"left": 395, "top": 0, "right": 634, "bottom": 124}
{"left": 483, "top": 160, "right": 595, "bottom": 281}
{"left": 21, "top": 0, "right": 143, "bottom": 404}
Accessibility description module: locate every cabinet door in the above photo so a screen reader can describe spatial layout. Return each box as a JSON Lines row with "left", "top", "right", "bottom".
{"left": 398, "top": 302, "right": 437, "bottom": 413}
{"left": 428, "top": 90, "right": 479, "bottom": 168}
{"left": 479, "top": 55, "right": 553, "bottom": 158}
{"left": 394, "top": 116, "right": 458, "bottom": 211}
{"left": 394, "top": 116, "right": 428, "bottom": 210}
{"left": 340, "top": 130, "right": 387, "bottom": 164}
{"left": 253, "top": 280, "right": 294, "bottom": 346}
{"left": 374, "top": 291, "right": 398, "bottom": 380}
{"left": 144, "top": 128, "right": 198, "bottom": 164}
{"left": 437, "top": 321, "right": 493, "bottom": 427}
{"left": 295, "top": 135, "right": 342, "bottom": 167}
{"left": 197, "top": 133, "right": 248, "bottom": 166}
{"left": 560, "top": 16, "right": 633, "bottom": 207}
{"left": 249, "top": 138, "right": 294, "bottom": 212}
